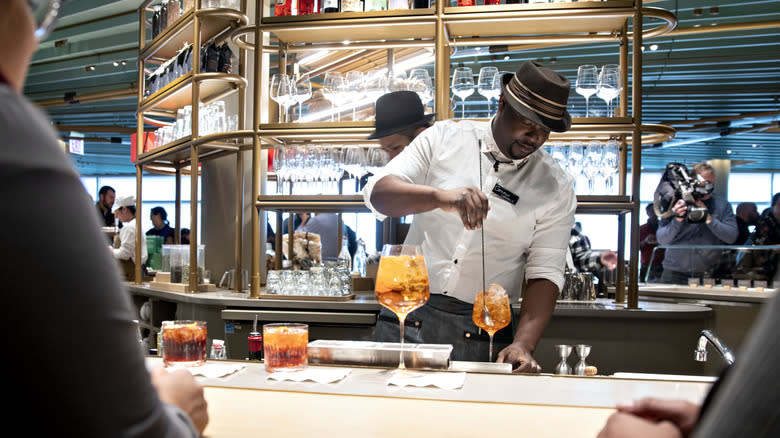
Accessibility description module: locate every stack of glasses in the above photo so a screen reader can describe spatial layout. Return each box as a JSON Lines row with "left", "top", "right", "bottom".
{"left": 548, "top": 139, "right": 618, "bottom": 195}
{"left": 151, "top": 100, "right": 239, "bottom": 149}
{"left": 266, "top": 264, "right": 352, "bottom": 297}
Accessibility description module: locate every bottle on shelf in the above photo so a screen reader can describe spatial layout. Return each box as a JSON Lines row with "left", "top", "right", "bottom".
{"left": 322, "top": 0, "right": 341, "bottom": 13}
{"left": 455, "top": 0, "right": 475, "bottom": 6}
{"left": 505, "top": 0, "right": 528, "bottom": 4}
{"left": 483, "top": 0, "right": 500, "bottom": 5}
{"left": 387, "top": 0, "right": 409, "bottom": 9}
{"left": 337, "top": 236, "right": 352, "bottom": 272}
{"left": 275, "top": 0, "right": 293, "bottom": 16}
{"left": 342, "top": 0, "right": 362, "bottom": 12}
{"left": 364, "top": 0, "right": 386, "bottom": 10}
{"left": 413, "top": 0, "right": 430, "bottom": 8}
{"left": 353, "top": 238, "right": 367, "bottom": 277}
{"left": 298, "top": 0, "right": 317, "bottom": 14}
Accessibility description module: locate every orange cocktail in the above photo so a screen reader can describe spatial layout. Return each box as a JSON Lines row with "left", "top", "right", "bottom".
{"left": 375, "top": 245, "right": 429, "bottom": 371}
{"left": 263, "top": 323, "right": 308, "bottom": 372}
{"left": 472, "top": 284, "right": 511, "bottom": 362}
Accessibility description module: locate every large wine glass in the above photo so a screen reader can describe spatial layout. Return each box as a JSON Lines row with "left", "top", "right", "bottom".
{"left": 575, "top": 65, "right": 598, "bottom": 118}
{"left": 270, "top": 74, "right": 291, "bottom": 123}
{"left": 550, "top": 141, "right": 568, "bottom": 170}
{"left": 292, "top": 73, "right": 312, "bottom": 122}
{"left": 408, "top": 68, "right": 433, "bottom": 106}
{"left": 374, "top": 244, "right": 430, "bottom": 372}
{"left": 452, "top": 67, "right": 475, "bottom": 119}
{"left": 345, "top": 71, "right": 365, "bottom": 121}
{"left": 323, "top": 71, "right": 345, "bottom": 121}
{"left": 597, "top": 64, "right": 620, "bottom": 117}
{"left": 568, "top": 141, "right": 584, "bottom": 194}
{"left": 472, "top": 284, "right": 511, "bottom": 362}
{"left": 477, "top": 66, "right": 500, "bottom": 117}
{"left": 364, "top": 68, "right": 388, "bottom": 107}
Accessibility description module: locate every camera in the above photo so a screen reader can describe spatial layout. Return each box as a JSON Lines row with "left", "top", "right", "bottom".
{"left": 653, "top": 163, "right": 714, "bottom": 223}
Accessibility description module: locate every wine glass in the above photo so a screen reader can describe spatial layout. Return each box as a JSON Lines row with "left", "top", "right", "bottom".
{"left": 364, "top": 68, "right": 388, "bottom": 107}
{"left": 387, "top": 68, "right": 408, "bottom": 92}
{"left": 270, "top": 74, "right": 293, "bottom": 123}
{"left": 583, "top": 140, "right": 603, "bottom": 194}
{"left": 477, "top": 66, "right": 500, "bottom": 117}
{"left": 597, "top": 64, "right": 620, "bottom": 117}
{"left": 345, "top": 71, "right": 365, "bottom": 121}
{"left": 601, "top": 140, "right": 619, "bottom": 194}
{"left": 472, "top": 284, "right": 511, "bottom": 362}
{"left": 452, "top": 67, "right": 475, "bottom": 119}
{"left": 408, "top": 68, "right": 433, "bottom": 106}
{"left": 374, "top": 244, "right": 430, "bottom": 372}
{"left": 323, "top": 71, "right": 345, "bottom": 121}
{"left": 575, "top": 65, "right": 598, "bottom": 118}
{"left": 568, "top": 141, "right": 584, "bottom": 194}
{"left": 550, "top": 141, "right": 567, "bottom": 170}
{"left": 292, "top": 73, "right": 312, "bottom": 122}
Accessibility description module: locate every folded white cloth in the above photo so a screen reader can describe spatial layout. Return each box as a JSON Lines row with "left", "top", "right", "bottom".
{"left": 267, "top": 367, "right": 352, "bottom": 384}
{"left": 387, "top": 371, "right": 467, "bottom": 390}
{"left": 173, "top": 362, "right": 246, "bottom": 378}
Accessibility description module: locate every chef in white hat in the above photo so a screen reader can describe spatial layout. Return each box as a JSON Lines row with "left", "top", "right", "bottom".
{"left": 110, "top": 195, "right": 147, "bottom": 274}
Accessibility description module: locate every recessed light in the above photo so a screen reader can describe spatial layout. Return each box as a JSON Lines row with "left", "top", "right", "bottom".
{"left": 726, "top": 150, "right": 732, "bottom": 154}
{"left": 113, "top": 61, "right": 119, "bottom": 67}
{"left": 503, "top": 55, "right": 510, "bottom": 61}
{"left": 641, "top": 45, "right": 645, "bottom": 51}
{"left": 650, "top": 44, "right": 658, "bottom": 51}
{"left": 711, "top": 23, "right": 717, "bottom": 26}
{"left": 752, "top": 144, "right": 758, "bottom": 148}
{"left": 121, "top": 60, "right": 127, "bottom": 65}
{"left": 693, "top": 24, "right": 701, "bottom": 28}
{"left": 85, "top": 65, "right": 96, "bottom": 71}
{"left": 342, "top": 40, "right": 350, "bottom": 45}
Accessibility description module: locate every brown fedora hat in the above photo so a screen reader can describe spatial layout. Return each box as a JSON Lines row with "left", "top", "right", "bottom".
{"left": 368, "top": 91, "right": 435, "bottom": 139}
{"left": 501, "top": 61, "right": 571, "bottom": 133}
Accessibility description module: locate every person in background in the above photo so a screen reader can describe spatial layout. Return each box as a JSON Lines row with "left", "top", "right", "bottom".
{"left": 147, "top": 206, "right": 174, "bottom": 244}
{"left": 640, "top": 204, "right": 665, "bottom": 282}
{"left": 111, "top": 195, "right": 148, "bottom": 280}
{"left": 656, "top": 162, "right": 738, "bottom": 284}
{"left": 96, "top": 185, "right": 116, "bottom": 226}
{"left": 734, "top": 202, "right": 759, "bottom": 245}
{"left": 365, "top": 61, "right": 576, "bottom": 371}
{"left": 368, "top": 90, "right": 434, "bottom": 160}
{"left": 298, "top": 213, "right": 357, "bottom": 260}
{"left": 0, "top": 1, "right": 207, "bottom": 435}
{"left": 281, "top": 213, "right": 309, "bottom": 235}
{"left": 750, "top": 193, "right": 780, "bottom": 284}
{"left": 569, "top": 223, "right": 618, "bottom": 273}
{"left": 180, "top": 228, "right": 191, "bottom": 244}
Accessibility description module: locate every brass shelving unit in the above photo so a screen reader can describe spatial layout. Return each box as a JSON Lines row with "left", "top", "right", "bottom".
{"left": 236, "top": 0, "right": 677, "bottom": 307}
{"left": 134, "top": 0, "right": 252, "bottom": 293}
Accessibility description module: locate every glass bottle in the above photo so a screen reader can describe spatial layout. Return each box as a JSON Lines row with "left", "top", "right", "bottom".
{"left": 364, "top": 0, "right": 386, "bottom": 10}
{"left": 298, "top": 0, "right": 317, "bottom": 15}
{"left": 160, "top": 0, "right": 168, "bottom": 32}
{"left": 342, "top": 0, "right": 362, "bottom": 11}
{"left": 322, "top": 0, "right": 341, "bottom": 12}
{"left": 353, "top": 238, "right": 367, "bottom": 277}
{"left": 483, "top": 0, "right": 500, "bottom": 4}
{"left": 455, "top": 0, "right": 474, "bottom": 6}
{"left": 387, "top": 0, "right": 409, "bottom": 9}
{"left": 337, "top": 236, "right": 352, "bottom": 272}
{"left": 412, "top": 0, "right": 429, "bottom": 7}
{"left": 275, "top": 0, "right": 293, "bottom": 16}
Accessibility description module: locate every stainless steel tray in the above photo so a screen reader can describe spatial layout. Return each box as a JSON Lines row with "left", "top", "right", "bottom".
{"left": 308, "top": 340, "right": 452, "bottom": 370}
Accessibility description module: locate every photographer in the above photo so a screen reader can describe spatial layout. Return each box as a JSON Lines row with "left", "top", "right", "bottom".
{"left": 656, "top": 163, "right": 738, "bottom": 284}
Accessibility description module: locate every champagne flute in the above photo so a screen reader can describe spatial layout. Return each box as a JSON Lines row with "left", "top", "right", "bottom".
{"left": 477, "top": 66, "right": 500, "bottom": 117}
{"left": 452, "top": 67, "right": 475, "bottom": 119}
{"left": 292, "top": 73, "right": 312, "bottom": 122}
{"left": 472, "top": 284, "right": 511, "bottom": 362}
{"left": 575, "top": 65, "right": 598, "bottom": 118}
{"left": 601, "top": 140, "right": 619, "bottom": 194}
{"left": 374, "top": 244, "right": 430, "bottom": 372}
{"left": 568, "top": 141, "right": 584, "bottom": 194}
{"left": 270, "top": 73, "right": 290, "bottom": 123}
{"left": 597, "top": 64, "right": 620, "bottom": 117}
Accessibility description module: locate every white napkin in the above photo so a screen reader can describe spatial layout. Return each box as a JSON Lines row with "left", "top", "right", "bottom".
{"left": 267, "top": 367, "right": 352, "bottom": 384}
{"left": 172, "top": 362, "right": 246, "bottom": 378}
{"left": 387, "top": 371, "right": 466, "bottom": 390}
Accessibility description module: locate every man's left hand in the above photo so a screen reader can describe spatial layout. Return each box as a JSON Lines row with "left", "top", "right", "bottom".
{"left": 600, "top": 251, "right": 619, "bottom": 270}
{"left": 496, "top": 342, "right": 541, "bottom": 373}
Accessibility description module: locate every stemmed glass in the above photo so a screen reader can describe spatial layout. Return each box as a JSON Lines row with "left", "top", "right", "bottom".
{"left": 365, "top": 68, "right": 388, "bottom": 107}
{"left": 374, "top": 244, "right": 430, "bottom": 372}
{"left": 387, "top": 68, "right": 408, "bottom": 93}
{"left": 345, "top": 71, "right": 365, "bottom": 121}
{"left": 568, "top": 141, "right": 584, "bottom": 194}
{"left": 270, "top": 74, "right": 294, "bottom": 123}
{"left": 583, "top": 140, "right": 603, "bottom": 194}
{"left": 477, "top": 66, "right": 500, "bottom": 117}
{"left": 452, "top": 67, "right": 475, "bottom": 119}
{"left": 550, "top": 141, "right": 567, "bottom": 170}
{"left": 323, "top": 71, "right": 345, "bottom": 121}
{"left": 472, "top": 284, "right": 511, "bottom": 362}
{"left": 366, "top": 148, "right": 389, "bottom": 174}
{"left": 597, "top": 64, "right": 620, "bottom": 117}
{"left": 408, "top": 68, "right": 433, "bottom": 106}
{"left": 601, "top": 140, "right": 619, "bottom": 194}
{"left": 292, "top": 73, "right": 312, "bottom": 122}
{"left": 576, "top": 65, "right": 598, "bottom": 118}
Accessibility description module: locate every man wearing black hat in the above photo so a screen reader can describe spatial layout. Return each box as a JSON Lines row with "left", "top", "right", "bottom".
{"left": 369, "top": 90, "right": 434, "bottom": 160}
{"left": 363, "top": 61, "right": 576, "bottom": 372}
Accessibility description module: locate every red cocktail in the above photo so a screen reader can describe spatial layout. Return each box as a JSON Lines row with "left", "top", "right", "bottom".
{"left": 162, "top": 320, "right": 207, "bottom": 367}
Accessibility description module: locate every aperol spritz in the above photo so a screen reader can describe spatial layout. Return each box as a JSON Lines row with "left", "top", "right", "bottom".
{"left": 375, "top": 245, "right": 429, "bottom": 371}
{"left": 472, "top": 284, "right": 511, "bottom": 362}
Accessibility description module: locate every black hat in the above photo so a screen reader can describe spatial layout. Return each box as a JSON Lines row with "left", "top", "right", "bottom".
{"left": 368, "top": 91, "right": 436, "bottom": 140}
{"left": 500, "top": 61, "right": 571, "bottom": 133}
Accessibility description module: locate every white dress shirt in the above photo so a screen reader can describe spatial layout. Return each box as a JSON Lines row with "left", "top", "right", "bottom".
{"left": 364, "top": 119, "right": 576, "bottom": 304}
{"left": 113, "top": 218, "right": 148, "bottom": 264}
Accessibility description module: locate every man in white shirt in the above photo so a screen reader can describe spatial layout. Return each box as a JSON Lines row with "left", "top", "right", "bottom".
{"left": 111, "top": 195, "right": 148, "bottom": 278}
{"left": 363, "top": 61, "right": 576, "bottom": 372}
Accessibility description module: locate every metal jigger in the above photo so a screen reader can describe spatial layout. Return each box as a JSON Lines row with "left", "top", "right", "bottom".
{"left": 574, "top": 344, "right": 592, "bottom": 376}
{"left": 554, "top": 344, "right": 573, "bottom": 375}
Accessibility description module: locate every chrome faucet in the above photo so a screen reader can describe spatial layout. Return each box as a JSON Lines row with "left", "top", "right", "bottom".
{"left": 695, "top": 329, "right": 735, "bottom": 365}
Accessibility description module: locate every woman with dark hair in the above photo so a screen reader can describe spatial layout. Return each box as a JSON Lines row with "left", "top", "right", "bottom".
{"left": 147, "top": 206, "right": 174, "bottom": 244}
{"left": 111, "top": 195, "right": 148, "bottom": 279}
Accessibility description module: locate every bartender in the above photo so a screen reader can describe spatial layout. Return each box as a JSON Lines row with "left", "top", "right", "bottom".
{"left": 110, "top": 195, "right": 148, "bottom": 279}
{"left": 364, "top": 61, "right": 576, "bottom": 372}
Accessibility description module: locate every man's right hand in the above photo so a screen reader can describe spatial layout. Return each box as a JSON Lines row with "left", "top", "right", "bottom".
{"left": 616, "top": 398, "right": 700, "bottom": 437}
{"left": 150, "top": 367, "right": 209, "bottom": 434}
{"left": 672, "top": 199, "right": 688, "bottom": 222}
{"left": 435, "top": 187, "right": 489, "bottom": 230}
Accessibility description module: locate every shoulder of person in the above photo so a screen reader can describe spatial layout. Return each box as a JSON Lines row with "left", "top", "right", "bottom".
{"left": 528, "top": 148, "right": 575, "bottom": 193}
{"left": 0, "top": 86, "right": 78, "bottom": 177}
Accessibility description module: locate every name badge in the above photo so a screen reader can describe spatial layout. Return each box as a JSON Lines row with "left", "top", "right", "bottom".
{"left": 492, "top": 183, "right": 519, "bottom": 205}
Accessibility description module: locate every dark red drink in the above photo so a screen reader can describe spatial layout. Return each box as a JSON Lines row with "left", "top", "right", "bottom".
{"left": 162, "top": 321, "right": 207, "bottom": 367}
{"left": 248, "top": 333, "right": 263, "bottom": 360}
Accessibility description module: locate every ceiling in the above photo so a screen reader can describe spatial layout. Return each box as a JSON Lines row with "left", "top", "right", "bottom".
{"left": 24, "top": 0, "right": 780, "bottom": 175}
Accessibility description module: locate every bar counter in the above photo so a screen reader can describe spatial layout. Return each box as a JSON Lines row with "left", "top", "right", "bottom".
{"left": 144, "top": 357, "right": 713, "bottom": 438}
{"left": 129, "top": 283, "right": 715, "bottom": 376}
